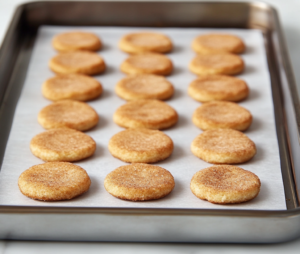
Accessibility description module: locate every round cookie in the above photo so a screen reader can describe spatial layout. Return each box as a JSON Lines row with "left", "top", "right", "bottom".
{"left": 113, "top": 99, "right": 178, "bottom": 130}
{"left": 18, "top": 162, "right": 91, "bottom": 201}
{"left": 52, "top": 31, "right": 102, "bottom": 52}
{"left": 190, "top": 165, "right": 260, "bottom": 204}
{"left": 108, "top": 128, "right": 173, "bottom": 163}
{"left": 189, "top": 53, "right": 244, "bottom": 76}
{"left": 49, "top": 51, "right": 106, "bottom": 75}
{"left": 115, "top": 74, "right": 174, "bottom": 101}
{"left": 42, "top": 74, "right": 102, "bottom": 101}
{"left": 120, "top": 53, "right": 173, "bottom": 76}
{"left": 119, "top": 32, "right": 173, "bottom": 54}
{"left": 191, "top": 129, "right": 256, "bottom": 164}
{"left": 192, "top": 34, "right": 245, "bottom": 54}
{"left": 38, "top": 100, "right": 99, "bottom": 131}
{"left": 188, "top": 75, "right": 249, "bottom": 102}
{"left": 192, "top": 101, "right": 252, "bottom": 131}
{"left": 104, "top": 163, "right": 175, "bottom": 201}
{"left": 30, "top": 128, "right": 96, "bottom": 162}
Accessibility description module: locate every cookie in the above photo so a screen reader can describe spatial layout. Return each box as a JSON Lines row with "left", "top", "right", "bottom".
{"left": 108, "top": 128, "right": 173, "bottom": 163}
{"left": 52, "top": 31, "right": 102, "bottom": 52}
{"left": 113, "top": 99, "right": 178, "bottom": 129}
{"left": 115, "top": 74, "right": 174, "bottom": 101}
{"left": 188, "top": 75, "right": 249, "bottom": 102}
{"left": 191, "top": 129, "right": 256, "bottom": 164}
{"left": 120, "top": 53, "right": 173, "bottom": 76}
{"left": 192, "top": 101, "right": 252, "bottom": 131}
{"left": 38, "top": 100, "right": 99, "bottom": 131}
{"left": 49, "top": 51, "right": 106, "bottom": 75}
{"left": 30, "top": 128, "right": 96, "bottom": 162}
{"left": 42, "top": 74, "right": 102, "bottom": 101}
{"left": 18, "top": 162, "right": 91, "bottom": 201}
{"left": 119, "top": 32, "right": 173, "bottom": 54}
{"left": 190, "top": 165, "right": 260, "bottom": 204}
{"left": 192, "top": 34, "right": 245, "bottom": 54}
{"left": 105, "top": 163, "right": 175, "bottom": 201}
{"left": 189, "top": 53, "right": 244, "bottom": 76}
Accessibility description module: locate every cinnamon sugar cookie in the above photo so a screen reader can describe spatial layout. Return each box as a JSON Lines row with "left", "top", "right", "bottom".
{"left": 119, "top": 32, "right": 173, "bottom": 54}
{"left": 42, "top": 74, "right": 102, "bottom": 101}
{"left": 30, "top": 128, "right": 96, "bottom": 162}
{"left": 108, "top": 128, "right": 173, "bottom": 163}
{"left": 190, "top": 165, "right": 260, "bottom": 204}
{"left": 18, "top": 162, "right": 91, "bottom": 201}
{"left": 192, "top": 34, "right": 245, "bottom": 54}
{"left": 115, "top": 74, "right": 174, "bottom": 100}
{"left": 188, "top": 75, "right": 249, "bottom": 102}
{"left": 52, "top": 31, "right": 102, "bottom": 52}
{"left": 104, "top": 163, "right": 175, "bottom": 201}
{"left": 120, "top": 53, "right": 173, "bottom": 76}
{"left": 189, "top": 53, "right": 244, "bottom": 76}
{"left": 38, "top": 100, "right": 99, "bottom": 131}
{"left": 113, "top": 99, "right": 178, "bottom": 129}
{"left": 49, "top": 51, "right": 106, "bottom": 75}
{"left": 192, "top": 101, "right": 252, "bottom": 131}
{"left": 191, "top": 129, "right": 256, "bottom": 164}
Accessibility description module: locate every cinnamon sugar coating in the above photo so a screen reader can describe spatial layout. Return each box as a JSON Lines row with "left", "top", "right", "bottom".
{"left": 42, "top": 74, "right": 102, "bottom": 101}
{"left": 192, "top": 34, "right": 245, "bottom": 54}
{"left": 104, "top": 163, "right": 175, "bottom": 201}
{"left": 113, "top": 99, "right": 178, "bottom": 130}
{"left": 30, "top": 128, "right": 96, "bottom": 162}
{"left": 119, "top": 32, "right": 173, "bottom": 54}
{"left": 52, "top": 31, "right": 102, "bottom": 52}
{"left": 108, "top": 128, "right": 173, "bottom": 163}
{"left": 190, "top": 165, "right": 260, "bottom": 204}
{"left": 120, "top": 53, "right": 173, "bottom": 76}
{"left": 191, "top": 129, "right": 256, "bottom": 164}
{"left": 189, "top": 53, "right": 244, "bottom": 76}
{"left": 188, "top": 75, "right": 249, "bottom": 102}
{"left": 115, "top": 74, "right": 174, "bottom": 101}
{"left": 192, "top": 101, "right": 252, "bottom": 131}
{"left": 49, "top": 51, "right": 106, "bottom": 75}
{"left": 38, "top": 100, "right": 99, "bottom": 131}
{"left": 18, "top": 162, "right": 91, "bottom": 201}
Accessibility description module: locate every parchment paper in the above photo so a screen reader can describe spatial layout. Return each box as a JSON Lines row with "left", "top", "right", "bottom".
{"left": 0, "top": 26, "right": 286, "bottom": 210}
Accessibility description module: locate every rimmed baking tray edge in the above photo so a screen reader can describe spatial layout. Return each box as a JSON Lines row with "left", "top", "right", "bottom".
{"left": 0, "top": 1, "right": 300, "bottom": 243}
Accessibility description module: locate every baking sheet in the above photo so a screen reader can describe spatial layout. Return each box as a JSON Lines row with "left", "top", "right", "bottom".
{"left": 0, "top": 26, "right": 286, "bottom": 210}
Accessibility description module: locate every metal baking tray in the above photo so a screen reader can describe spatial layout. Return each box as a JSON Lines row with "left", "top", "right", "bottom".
{"left": 0, "top": 1, "right": 300, "bottom": 243}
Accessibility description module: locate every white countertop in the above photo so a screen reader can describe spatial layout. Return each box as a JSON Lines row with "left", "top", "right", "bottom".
{"left": 1, "top": 0, "right": 300, "bottom": 253}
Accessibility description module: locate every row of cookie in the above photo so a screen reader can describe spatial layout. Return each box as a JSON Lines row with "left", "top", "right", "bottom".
{"left": 18, "top": 161, "right": 260, "bottom": 205}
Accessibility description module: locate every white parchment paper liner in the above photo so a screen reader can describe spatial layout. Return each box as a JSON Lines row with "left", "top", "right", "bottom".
{"left": 0, "top": 26, "right": 286, "bottom": 210}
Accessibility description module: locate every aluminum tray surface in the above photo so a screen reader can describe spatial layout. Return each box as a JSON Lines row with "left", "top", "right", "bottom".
{"left": 0, "top": 1, "right": 299, "bottom": 243}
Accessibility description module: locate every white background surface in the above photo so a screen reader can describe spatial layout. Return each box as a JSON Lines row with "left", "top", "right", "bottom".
{"left": 1, "top": 0, "right": 300, "bottom": 253}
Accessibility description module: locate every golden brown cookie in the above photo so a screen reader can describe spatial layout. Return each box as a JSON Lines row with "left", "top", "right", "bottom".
{"left": 189, "top": 53, "right": 244, "bottom": 76}
{"left": 30, "top": 128, "right": 96, "bottom": 162}
{"left": 120, "top": 53, "right": 173, "bottom": 76}
{"left": 49, "top": 51, "right": 106, "bottom": 75}
{"left": 108, "top": 128, "right": 173, "bottom": 163}
{"left": 104, "top": 163, "right": 175, "bottom": 201}
{"left": 18, "top": 162, "right": 91, "bottom": 201}
{"left": 192, "top": 34, "right": 245, "bottom": 54}
{"left": 52, "top": 31, "right": 102, "bottom": 52}
{"left": 38, "top": 100, "right": 99, "bottom": 131}
{"left": 192, "top": 101, "right": 252, "bottom": 131}
{"left": 115, "top": 74, "right": 174, "bottom": 101}
{"left": 188, "top": 75, "right": 249, "bottom": 102}
{"left": 191, "top": 129, "right": 256, "bottom": 164}
{"left": 190, "top": 165, "right": 260, "bottom": 204}
{"left": 113, "top": 99, "right": 178, "bottom": 130}
{"left": 42, "top": 74, "right": 102, "bottom": 101}
{"left": 119, "top": 32, "right": 173, "bottom": 54}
